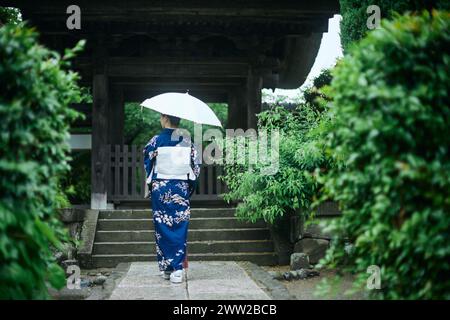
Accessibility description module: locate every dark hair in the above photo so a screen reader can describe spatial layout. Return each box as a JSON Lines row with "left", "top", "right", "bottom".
{"left": 163, "top": 114, "right": 181, "bottom": 126}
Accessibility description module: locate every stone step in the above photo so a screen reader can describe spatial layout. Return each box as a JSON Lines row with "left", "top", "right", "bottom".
{"left": 97, "top": 217, "right": 266, "bottom": 231}
{"left": 91, "top": 252, "right": 278, "bottom": 268}
{"left": 91, "top": 208, "right": 277, "bottom": 268}
{"left": 95, "top": 228, "right": 272, "bottom": 242}
{"left": 93, "top": 240, "right": 274, "bottom": 255}
{"left": 99, "top": 208, "right": 236, "bottom": 219}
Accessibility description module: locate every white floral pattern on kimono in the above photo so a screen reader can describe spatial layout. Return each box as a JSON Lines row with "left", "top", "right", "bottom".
{"left": 143, "top": 128, "right": 200, "bottom": 272}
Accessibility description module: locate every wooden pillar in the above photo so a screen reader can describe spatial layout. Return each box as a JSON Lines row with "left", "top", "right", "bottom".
{"left": 91, "top": 43, "right": 109, "bottom": 210}
{"left": 246, "top": 70, "right": 263, "bottom": 130}
{"left": 227, "top": 86, "right": 248, "bottom": 130}
{"left": 108, "top": 85, "right": 124, "bottom": 145}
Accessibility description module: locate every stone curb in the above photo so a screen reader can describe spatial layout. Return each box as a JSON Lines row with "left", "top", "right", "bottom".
{"left": 78, "top": 209, "right": 99, "bottom": 268}
{"left": 237, "top": 261, "right": 295, "bottom": 300}
{"left": 87, "top": 263, "right": 131, "bottom": 300}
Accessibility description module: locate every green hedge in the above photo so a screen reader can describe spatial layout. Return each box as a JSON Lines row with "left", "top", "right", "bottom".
{"left": 0, "top": 7, "right": 21, "bottom": 26}
{"left": 320, "top": 11, "right": 450, "bottom": 299}
{"left": 60, "top": 151, "right": 91, "bottom": 204}
{"left": 0, "top": 23, "right": 83, "bottom": 299}
{"left": 339, "top": 0, "right": 450, "bottom": 50}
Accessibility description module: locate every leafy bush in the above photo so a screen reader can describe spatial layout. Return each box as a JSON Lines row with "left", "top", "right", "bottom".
{"left": 339, "top": 0, "right": 450, "bottom": 50}
{"left": 0, "top": 7, "right": 21, "bottom": 26}
{"left": 0, "top": 23, "right": 83, "bottom": 299}
{"left": 303, "top": 69, "right": 333, "bottom": 113}
{"left": 319, "top": 11, "right": 450, "bottom": 299}
{"left": 124, "top": 102, "right": 161, "bottom": 145}
{"left": 60, "top": 151, "right": 91, "bottom": 204}
{"left": 221, "top": 71, "right": 333, "bottom": 223}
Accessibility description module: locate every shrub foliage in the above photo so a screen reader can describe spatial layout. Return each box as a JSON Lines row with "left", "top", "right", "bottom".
{"left": 339, "top": 0, "right": 450, "bottom": 50}
{"left": 0, "top": 23, "right": 83, "bottom": 299}
{"left": 320, "top": 11, "right": 450, "bottom": 299}
{"left": 221, "top": 71, "right": 333, "bottom": 223}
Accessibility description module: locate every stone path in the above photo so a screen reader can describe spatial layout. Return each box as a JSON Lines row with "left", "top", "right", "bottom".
{"left": 109, "top": 261, "right": 271, "bottom": 300}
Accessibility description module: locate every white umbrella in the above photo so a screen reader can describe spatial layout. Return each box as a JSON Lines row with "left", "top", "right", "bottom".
{"left": 140, "top": 92, "right": 222, "bottom": 127}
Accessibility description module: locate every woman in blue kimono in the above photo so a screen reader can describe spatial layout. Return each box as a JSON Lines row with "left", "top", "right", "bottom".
{"left": 143, "top": 114, "right": 200, "bottom": 283}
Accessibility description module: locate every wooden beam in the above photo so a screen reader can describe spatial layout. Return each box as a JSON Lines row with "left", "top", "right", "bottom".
{"left": 106, "top": 59, "right": 248, "bottom": 78}
{"left": 12, "top": 1, "right": 340, "bottom": 19}
{"left": 91, "top": 41, "right": 109, "bottom": 209}
{"left": 246, "top": 70, "right": 262, "bottom": 130}
{"left": 226, "top": 86, "right": 248, "bottom": 130}
{"left": 91, "top": 73, "right": 109, "bottom": 209}
{"left": 125, "top": 91, "right": 228, "bottom": 103}
{"left": 119, "top": 82, "right": 236, "bottom": 89}
{"left": 108, "top": 77, "right": 243, "bottom": 89}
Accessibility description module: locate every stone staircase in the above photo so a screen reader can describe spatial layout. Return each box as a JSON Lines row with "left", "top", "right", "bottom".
{"left": 91, "top": 208, "right": 278, "bottom": 268}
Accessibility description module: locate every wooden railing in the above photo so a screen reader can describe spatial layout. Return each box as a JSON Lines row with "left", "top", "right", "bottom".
{"left": 106, "top": 145, "right": 226, "bottom": 202}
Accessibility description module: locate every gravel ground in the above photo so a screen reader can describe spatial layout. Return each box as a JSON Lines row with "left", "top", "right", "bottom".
{"left": 49, "top": 267, "right": 117, "bottom": 300}
{"left": 262, "top": 265, "right": 369, "bottom": 300}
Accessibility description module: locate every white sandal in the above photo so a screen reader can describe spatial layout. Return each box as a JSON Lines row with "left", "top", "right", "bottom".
{"left": 170, "top": 269, "right": 184, "bottom": 283}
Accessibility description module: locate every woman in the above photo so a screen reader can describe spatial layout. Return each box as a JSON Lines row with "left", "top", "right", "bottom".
{"left": 143, "top": 113, "right": 200, "bottom": 284}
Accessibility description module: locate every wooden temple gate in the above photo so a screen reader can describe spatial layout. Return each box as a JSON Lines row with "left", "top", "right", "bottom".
{"left": 11, "top": 1, "right": 339, "bottom": 209}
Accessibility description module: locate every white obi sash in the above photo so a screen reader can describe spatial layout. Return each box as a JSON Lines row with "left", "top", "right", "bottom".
{"left": 147, "top": 146, "right": 195, "bottom": 182}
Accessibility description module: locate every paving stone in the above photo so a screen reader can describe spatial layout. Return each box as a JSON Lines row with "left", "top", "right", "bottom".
{"left": 190, "top": 292, "right": 270, "bottom": 300}
{"left": 188, "top": 278, "right": 264, "bottom": 293}
{"left": 108, "top": 261, "right": 271, "bottom": 300}
{"left": 187, "top": 261, "right": 251, "bottom": 280}
{"left": 110, "top": 286, "right": 188, "bottom": 300}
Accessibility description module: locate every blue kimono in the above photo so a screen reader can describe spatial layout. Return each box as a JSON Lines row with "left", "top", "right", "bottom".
{"left": 143, "top": 128, "right": 200, "bottom": 271}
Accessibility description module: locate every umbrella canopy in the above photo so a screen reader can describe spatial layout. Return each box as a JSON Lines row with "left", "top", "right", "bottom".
{"left": 140, "top": 92, "right": 222, "bottom": 127}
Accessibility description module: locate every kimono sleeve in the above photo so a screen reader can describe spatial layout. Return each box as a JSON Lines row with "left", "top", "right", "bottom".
{"left": 143, "top": 135, "right": 159, "bottom": 183}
